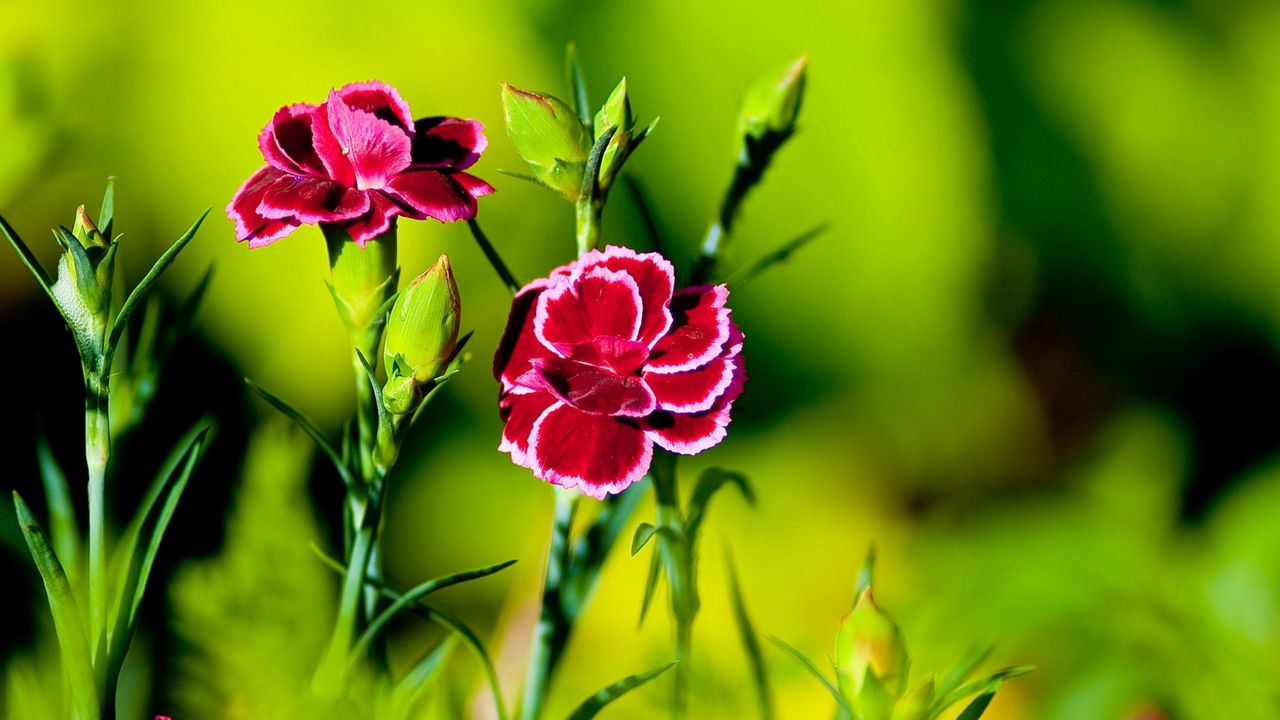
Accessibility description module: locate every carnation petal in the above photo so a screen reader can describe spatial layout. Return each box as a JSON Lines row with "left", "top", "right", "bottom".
{"left": 494, "top": 279, "right": 557, "bottom": 391}
{"left": 343, "top": 192, "right": 403, "bottom": 246}
{"left": 226, "top": 166, "right": 299, "bottom": 247}
{"left": 579, "top": 245, "right": 675, "bottom": 346}
{"left": 645, "top": 285, "right": 733, "bottom": 374}
{"left": 385, "top": 170, "right": 477, "bottom": 222}
{"left": 522, "top": 357, "right": 657, "bottom": 417}
{"left": 258, "top": 103, "right": 326, "bottom": 176}
{"left": 535, "top": 267, "right": 643, "bottom": 351}
{"left": 645, "top": 354, "right": 738, "bottom": 413}
{"left": 451, "top": 171, "right": 496, "bottom": 198}
{"left": 321, "top": 90, "right": 412, "bottom": 190}
{"left": 412, "top": 117, "right": 488, "bottom": 170}
{"left": 499, "top": 391, "right": 557, "bottom": 467}
{"left": 259, "top": 175, "right": 371, "bottom": 223}
{"left": 337, "top": 80, "right": 415, "bottom": 131}
{"left": 530, "top": 403, "right": 653, "bottom": 498}
{"left": 643, "top": 404, "right": 734, "bottom": 455}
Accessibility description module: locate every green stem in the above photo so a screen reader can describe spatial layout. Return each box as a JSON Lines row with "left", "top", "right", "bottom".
{"left": 84, "top": 370, "right": 110, "bottom": 662}
{"left": 316, "top": 477, "right": 384, "bottom": 693}
{"left": 520, "top": 487, "right": 578, "bottom": 720}
{"left": 693, "top": 147, "right": 766, "bottom": 285}
{"left": 575, "top": 199, "right": 603, "bottom": 257}
{"left": 467, "top": 219, "right": 521, "bottom": 295}
{"left": 651, "top": 451, "right": 694, "bottom": 720}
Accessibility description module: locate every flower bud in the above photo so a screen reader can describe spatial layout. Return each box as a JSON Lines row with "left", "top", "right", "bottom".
{"left": 501, "top": 83, "right": 589, "bottom": 200}
{"left": 836, "top": 588, "right": 909, "bottom": 700}
{"left": 592, "top": 78, "right": 635, "bottom": 193}
{"left": 72, "top": 205, "right": 108, "bottom": 250}
{"left": 891, "top": 677, "right": 934, "bottom": 720}
{"left": 737, "top": 56, "right": 807, "bottom": 144}
{"left": 382, "top": 254, "right": 460, "bottom": 414}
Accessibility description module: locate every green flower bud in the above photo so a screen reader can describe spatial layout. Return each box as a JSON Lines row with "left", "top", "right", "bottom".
{"left": 381, "top": 254, "right": 461, "bottom": 415}
{"left": 836, "top": 588, "right": 909, "bottom": 701}
{"left": 592, "top": 77, "right": 634, "bottom": 193}
{"left": 738, "top": 55, "right": 807, "bottom": 143}
{"left": 892, "top": 677, "right": 934, "bottom": 720}
{"left": 324, "top": 224, "right": 398, "bottom": 343}
{"left": 72, "top": 205, "right": 108, "bottom": 250}
{"left": 501, "top": 83, "right": 589, "bottom": 200}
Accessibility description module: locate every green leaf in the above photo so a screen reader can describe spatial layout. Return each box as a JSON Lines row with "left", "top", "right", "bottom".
{"left": 581, "top": 125, "right": 617, "bottom": 202}
{"left": 726, "top": 551, "right": 774, "bottom": 720}
{"left": 106, "top": 207, "right": 209, "bottom": 366}
{"left": 934, "top": 644, "right": 991, "bottom": 701}
{"left": 566, "top": 662, "right": 676, "bottom": 720}
{"left": 0, "top": 213, "right": 56, "bottom": 303}
{"left": 389, "top": 636, "right": 457, "bottom": 720}
{"left": 638, "top": 548, "right": 663, "bottom": 627}
{"left": 97, "top": 177, "right": 115, "bottom": 239}
{"left": 856, "top": 545, "right": 876, "bottom": 595}
{"left": 954, "top": 690, "right": 996, "bottom": 720}
{"left": 13, "top": 492, "right": 99, "bottom": 720}
{"left": 53, "top": 226, "right": 93, "bottom": 294}
{"left": 245, "top": 379, "right": 358, "bottom": 495}
{"left": 685, "top": 467, "right": 754, "bottom": 546}
{"left": 350, "top": 558, "right": 517, "bottom": 663}
{"left": 767, "top": 636, "right": 853, "bottom": 716}
{"left": 565, "top": 43, "right": 591, "bottom": 129}
{"left": 314, "top": 547, "right": 510, "bottom": 720}
{"left": 623, "top": 175, "right": 665, "bottom": 254}
{"left": 104, "top": 421, "right": 213, "bottom": 676}
{"left": 355, "top": 348, "right": 391, "bottom": 434}
{"left": 631, "top": 523, "right": 657, "bottom": 556}
{"left": 728, "top": 223, "right": 828, "bottom": 290}
{"left": 934, "top": 667, "right": 1033, "bottom": 714}
{"left": 36, "top": 434, "right": 80, "bottom": 587}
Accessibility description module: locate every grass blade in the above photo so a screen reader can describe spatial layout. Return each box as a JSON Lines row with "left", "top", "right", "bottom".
{"left": 36, "top": 434, "right": 80, "bottom": 587}
{"left": 955, "top": 690, "right": 996, "bottom": 720}
{"left": 390, "top": 636, "right": 457, "bottom": 719}
{"left": 0, "top": 213, "right": 56, "bottom": 303}
{"left": 97, "top": 177, "right": 115, "bottom": 239}
{"left": 726, "top": 551, "right": 774, "bottom": 720}
{"left": 245, "top": 379, "right": 357, "bottom": 494}
{"left": 106, "top": 207, "right": 209, "bottom": 365}
{"left": 767, "top": 636, "right": 852, "bottom": 715}
{"left": 727, "top": 223, "right": 828, "bottom": 290}
{"left": 685, "top": 468, "right": 754, "bottom": 545}
{"left": 638, "top": 549, "right": 662, "bottom": 627}
{"left": 350, "top": 559, "right": 517, "bottom": 663}
{"left": 935, "top": 666, "right": 1034, "bottom": 712}
{"left": 566, "top": 662, "right": 676, "bottom": 720}
{"left": 565, "top": 43, "right": 591, "bottom": 129}
{"left": 314, "top": 547, "right": 510, "bottom": 720}
{"left": 934, "top": 643, "right": 991, "bottom": 700}
{"left": 13, "top": 492, "right": 99, "bottom": 720}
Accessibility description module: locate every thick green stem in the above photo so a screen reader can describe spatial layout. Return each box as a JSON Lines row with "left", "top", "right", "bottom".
{"left": 520, "top": 487, "right": 578, "bottom": 720}
{"left": 575, "top": 199, "right": 603, "bottom": 257}
{"left": 84, "top": 371, "right": 110, "bottom": 660}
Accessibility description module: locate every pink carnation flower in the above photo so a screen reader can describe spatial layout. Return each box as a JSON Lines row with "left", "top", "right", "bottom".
{"left": 227, "top": 80, "right": 493, "bottom": 247}
{"left": 494, "top": 246, "right": 746, "bottom": 498}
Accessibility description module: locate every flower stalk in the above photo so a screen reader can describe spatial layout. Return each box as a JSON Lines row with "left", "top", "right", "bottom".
{"left": 519, "top": 487, "right": 579, "bottom": 720}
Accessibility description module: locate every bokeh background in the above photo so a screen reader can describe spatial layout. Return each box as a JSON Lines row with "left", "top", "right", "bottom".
{"left": 5, "top": 0, "right": 1280, "bottom": 718}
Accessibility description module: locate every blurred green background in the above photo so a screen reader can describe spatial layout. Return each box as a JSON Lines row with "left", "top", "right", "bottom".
{"left": 6, "top": 0, "right": 1280, "bottom": 718}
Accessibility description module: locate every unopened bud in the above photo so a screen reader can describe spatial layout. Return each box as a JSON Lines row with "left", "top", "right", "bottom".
{"left": 592, "top": 77, "right": 634, "bottom": 193}
{"left": 501, "top": 84, "right": 589, "bottom": 200}
{"left": 72, "top": 205, "right": 108, "bottom": 250}
{"left": 837, "top": 588, "right": 908, "bottom": 699}
{"left": 382, "top": 255, "right": 461, "bottom": 414}
{"left": 738, "top": 56, "right": 807, "bottom": 143}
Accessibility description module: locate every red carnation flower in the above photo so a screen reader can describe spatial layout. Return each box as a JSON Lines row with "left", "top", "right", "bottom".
{"left": 494, "top": 246, "right": 746, "bottom": 498}
{"left": 227, "top": 80, "right": 493, "bottom": 247}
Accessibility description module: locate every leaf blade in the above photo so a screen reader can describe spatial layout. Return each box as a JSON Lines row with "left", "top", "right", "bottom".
{"left": 245, "top": 379, "right": 358, "bottom": 494}
{"left": 566, "top": 662, "right": 676, "bottom": 720}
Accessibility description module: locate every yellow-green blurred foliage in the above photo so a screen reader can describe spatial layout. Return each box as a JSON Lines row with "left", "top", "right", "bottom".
{"left": 6, "top": 0, "right": 1280, "bottom": 718}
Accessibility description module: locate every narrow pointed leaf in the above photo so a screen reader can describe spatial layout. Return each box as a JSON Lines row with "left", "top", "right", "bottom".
{"left": 13, "top": 492, "right": 99, "bottom": 720}
{"left": 566, "top": 662, "right": 676, "bottom": 720}
{"left": 934, "top": 644, "right": 991, "bottom": 700}
{"left": 53, "top": 226, "right": 93, "bottom": 291}
{"left": 564, "top": 477, "right": 649, "bottom": 618}
{"left": 581, "top": 125, "right": 617, "bottom": 202}
{"left": 767, "top": 636, "right": 852, "bottom": 715}
{"left": 727, "top": 551, "right": 774, "bottom": 720}
{"left": 390, "top": 636, "right": 457, "bottom": 718}
{"left": 314, "top": 547, "right": 510, "bottom": 720}
{"left": 245, "top": 379, "right": 357, "bottom": 494}
{"left": 856, "top": 545, "right": 876, "bottom": 595}
{"left": 106, "top": 207, "right": 209, "bottom": 364}
{"left": 496, "top": 168, "right": 556, "bottom": 190}
{"left": 355, "top": 348, "right": 391, "bottom": 434}
{"left": 351, "top": 559, "right": 517, "bottom": 662}
{"left": 631, "top": 523, "right": 657, "bottom": 556}
{"left": 36, "top": 435, "right": 80, "bottom": 586}
{"left": 97, "top": 177, "right": 115, "bottom": 239}
{"left": 936, "top": 666, "right": 1033, "bottom": 711}
{"left": 638, "top": 548, "right": 663, "bottom": 627}
{"left": 0, "top": 213, "right": 56, "bottom": 302}
{"left": 728, "top": 223, "right": 828, "bottom": 290}
{"left": 955, "top": 690, "right": 996, "bottom": 720}
{"left": 623, "top": 175, "right": 665, "bottom": 254}
{"left": 685, "top": 468, "right": 754, "bottom": 545}
{"left": 565, "top": 43, "right": 591, "bottom": 129}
